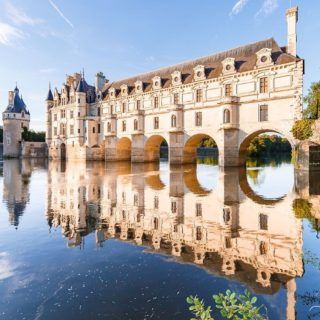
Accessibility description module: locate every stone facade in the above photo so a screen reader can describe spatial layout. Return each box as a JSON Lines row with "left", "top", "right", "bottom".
{"left": 47, "top": 7, "right": 303, "bottom": 166}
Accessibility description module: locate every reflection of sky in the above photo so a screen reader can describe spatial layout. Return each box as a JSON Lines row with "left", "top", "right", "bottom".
{"left": 196, "top": 164, "right": 219, "bottom": 191}
{"left": 246, "top": 163, "right": 294, "bottom": 199}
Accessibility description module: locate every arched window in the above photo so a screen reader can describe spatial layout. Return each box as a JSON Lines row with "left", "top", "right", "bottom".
{"left": 171, "top": 115, "right": 177, "bottom": 127}
{"left": 223, "top": 109, "right": 231, "bottom": 124}
{"left": 107, "top": 122, "right": 111, "bottom": 132}
{"left": 134, "top": 119, "right": 138, "bottom": 131}
{"left": 122, "top": 120, "right": 126, "bottom": 132}
{"left": 153, "top": 218, "right": 159, "bottom": 230}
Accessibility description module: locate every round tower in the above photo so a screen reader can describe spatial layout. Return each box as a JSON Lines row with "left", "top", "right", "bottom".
{"left": 2, "top": 86, "right": 30, "bottom": 158}
{"left": 45, "top": 84, "right": 54, "bottom": 147}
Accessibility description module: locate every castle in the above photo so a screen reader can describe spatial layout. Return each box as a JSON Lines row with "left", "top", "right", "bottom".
{"left": 45, "top": 7, "right": 303, "bottom": 166}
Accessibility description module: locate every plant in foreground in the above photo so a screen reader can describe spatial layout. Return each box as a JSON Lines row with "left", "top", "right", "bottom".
{"left": 187, "top": 289, "right": 267, "bottom": 320}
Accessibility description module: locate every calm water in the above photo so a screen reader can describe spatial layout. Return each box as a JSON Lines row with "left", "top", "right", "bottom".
{"left": 0, "top": 158, "right": 319, "bottom": 320}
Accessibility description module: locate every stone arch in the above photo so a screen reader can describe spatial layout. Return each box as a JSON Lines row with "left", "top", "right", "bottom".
{"left": 238, "top": 129, "right": 293, "bottom": 166}
{"left": 116, "top": 137, "right": 132, "bottom": 161}
{"left": 183, "top": 133, "right": 219, "bottom": 164}
{"left": 60, "top": 143, "right": 66, "bottom": 160}
{"left": 144, "top": 135, "right": 168, "bottom": 162}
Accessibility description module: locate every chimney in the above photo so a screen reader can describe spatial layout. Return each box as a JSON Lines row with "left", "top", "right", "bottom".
{"left": 8, "top": 91, "right": 14, "bottom": 105}
{"left": 286, "top": 6, "right": 298, "bottom": 56}
{"left": 95, "top": 72, "right": 108, "bottom": 91}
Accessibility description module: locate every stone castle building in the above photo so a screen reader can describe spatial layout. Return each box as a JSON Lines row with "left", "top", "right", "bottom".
{"left": 2, "top": 86, "right": 30, "bottom": 157}
{"left": 46, "top": 7, "right": 303, "bottom": 166}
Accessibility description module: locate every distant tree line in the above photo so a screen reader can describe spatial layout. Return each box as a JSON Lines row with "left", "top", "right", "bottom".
{"left": 21, "top": 127, "right": 45, "bottom": 142}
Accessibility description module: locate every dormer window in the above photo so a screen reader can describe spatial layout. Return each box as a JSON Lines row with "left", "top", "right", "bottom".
{"left": 152, "top": 76, "right": 161, "bottom": 90}
{"left": 171, "top": 71, "right": 182, "bottom": 86}
{"left": 193, "top": 65, "right": 206, "bottom": 81}
{"left": 222, "top": 58, "right": 236, "bottom": 75}
{"left": 109, "top": 88, "right": 116, "bottom": 99}
{"left": 120, "top": 84, "right": 128, "bottom": 96}
{"left": 256, "top": 48, "right": 273, "bottom": 67}
{"left": 135, "top": 80, "right": 143, "bottom": 93}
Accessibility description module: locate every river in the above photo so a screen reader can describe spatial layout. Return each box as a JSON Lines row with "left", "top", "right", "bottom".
{"left": 0, "top": 157, "right": 319, "bottom": 319}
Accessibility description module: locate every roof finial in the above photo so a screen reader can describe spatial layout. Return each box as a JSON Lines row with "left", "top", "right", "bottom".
{"left": 49, "top": 82, "right": 51, "bottom": 90}
{"left": 82, "top": 68, "right": 85, "bottom": 79}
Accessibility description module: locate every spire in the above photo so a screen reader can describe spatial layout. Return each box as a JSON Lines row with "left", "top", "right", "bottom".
{"left": 46, "top": 82, "right": 54, "bottom": 101}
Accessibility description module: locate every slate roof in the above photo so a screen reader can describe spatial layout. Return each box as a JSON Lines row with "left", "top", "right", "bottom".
{"left": 102, "top": 38, "right": 301, "bottom": 99}
{"left": 5, "top": 86, "right": 30, "bottom": 114}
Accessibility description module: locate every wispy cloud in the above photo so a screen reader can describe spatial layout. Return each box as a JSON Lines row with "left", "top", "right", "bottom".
{"left": 256, "top": 0, "right": 279, "bottom": 17}
{"left": 230, "top": 0, "right": 250, "bottom": 16}
{"left": 0, "top": 22, "right": 24, "bottom": 45}
{"left": 5, "top": 1, "right": 43, "bottom": 26}
{"left": 48, "top": 0, "right": 74, "bottom": 29}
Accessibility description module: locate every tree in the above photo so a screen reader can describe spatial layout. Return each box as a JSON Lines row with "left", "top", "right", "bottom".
{"left": 21, "top": 127, "right": 45, "bottom": 142}
{"left": 303, "top": 81, "right": 320, "bottom": 119}
{"left": 0, "top": 127, "right": 3, "bottom": 142}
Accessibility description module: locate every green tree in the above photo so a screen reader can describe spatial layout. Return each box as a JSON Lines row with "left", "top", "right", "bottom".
{"left": 303, "top": 81, "right": 320, "bottom": 119}
{"left": 21, "top": 127, "right": 45, "bottom": 142}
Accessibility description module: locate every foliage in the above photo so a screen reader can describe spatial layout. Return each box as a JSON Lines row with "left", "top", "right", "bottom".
{"left": 200, "top": 137, "right": 217, "bottom": 148}
{"left": 187, "top": 289, "right": 266, "bottom": 320}
{"left": 246, "top": 134, "right": 291, "bottom": 157}
{"left": 0, "top": 127, "right": 3, "bottom": 142}
{"left": 21, "top": 127, "right": 45, "bottom": 142}
{"left": 293, "top": 199, "right": 320, "bottom": 233}
{"left": 291, "top": 119, "right": 314, "bottom": 141}
{"left": 303, "top": 81, "right": 320, "bottom": 119}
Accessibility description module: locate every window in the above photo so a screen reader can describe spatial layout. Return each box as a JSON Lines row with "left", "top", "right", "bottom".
{"left": 98, "top": 124, "right": 101, "bottom": 134}
{"left": 195, "top": 112, "right": 202, "bottom": 126}
{"left": 93, "top": 127, "right": 95, "bottom": 134}
{"left": 259, "top": 214, "right": 268, "bottom": 230}
{"left": 153, "top": 218, "right": 159, "bottom": 230}
{"left": 225, "top": 84, "right": 232, "bottom": 97}
{"left": 107, "top": 122, "right": 111, "bottom": 132}
{"left": 78, "top": 98, "right": 80, "bottom": 103}
{"left": 223, "top": 208, "right": 231, "bottom": 224}
{"left": 78, "top": 128, "right": 80, "bottom": 134}
{"left": 60, "top": 110, "right": 66, "bottom": 118}
{"left": 196, "top": 89, "right": 202, "bottom": 102}
{"left": 134, "top": 194, "right": 139, "bottom": 206}
{"left": 259, "top": 105, "right": 268, "bottom": 122}
{"left": 136, "top": 100, "right": 141, "bottom": 110}
{"left": 196, "top": 203, "right": 202, "bottom": 217}
{"left": 134, "top": 119, "right": 138, "bottom": 131}
{"left": 225, "top": 237, "right": 232, "bottom": 248}
{"left": 78, "top": 111, "right": 80, "bottom": 117}
{"left": 154, "top": 196, "right": 159, "bottom": 209}
{"left": 173, "top": 93, "right": 179, "bottom": 104}
{"left": 259, "top": 77, "right": 269, "bottom": 93}
{"left": 70, "top": 110, "right": 74, "bottom": 119}
{"left": 171, "top": 201, "right": 177, "bottom": 213}
{"left": 122, "top": 120, "right": 126, "bottom": 132}
{"left": 97, "top": 107, "right": 101, "bottom": 116}
{"left": 60, "top": 124, "right": 66, "bottom": 135}
{"left": 122, "top": 102, "right": 126, "bottom": 113}
{"left": 154, "top": 117, "right": 159, "bottom": 129}
{"left": 122, "top": 192, "right": 126, "bottom": 204}
{"left": 171, "top": 115, "right": 177, "bottom": 127}
{"left": 54, "top": 114, "right": 57, "bottom": 121}
{"left": 154, "top": 96, "right": 159, "bottom": 108}
{"left": 70, "top": 125, "right": 74, "bottom": 135}
{"left": 196, "top": 227, "right": 202, "bottom": 241}
{"left": 54, "top": 127, "right": 57, "bottom": 136}
{"left": 259, "top": 241, "right": 268, "bottom": 255}
{"left": 223, "top": 109, "right": 231, "bottom": 124}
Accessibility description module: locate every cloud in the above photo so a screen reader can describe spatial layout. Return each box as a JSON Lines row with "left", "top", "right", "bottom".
{"left": 39, "top": 68, "right": 56, "bottom": 74}
{"left": 0, "top": 252, "right": 16, "bottom": 280}
{"left": 230, "top": 0, "right": 250, "bottom": 16}
{"left": 48, "top": 0, "right": 74, "bottom": 29}
{"left": 0, "top": 22, "right": 24, "bottom": 45}
{"left": 256, "top": 0, "right": 279, "bottom": 17}
{"left": 5, "top": 1, "right": 43, "bottom": 26}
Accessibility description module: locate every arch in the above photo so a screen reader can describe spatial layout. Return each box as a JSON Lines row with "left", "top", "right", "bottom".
{"left": 183, "top": 134, "right": 219, "bottom": 164}
{"left": 144, "top": 135, "right": 168, "bottom": 162}
{"left": 171, "top": 114, "right": 177, "bottom": 127}
{"left": 238, "top": 129, "right": 293, "bottom": 166}
{"left": 223, "top": 109, "right": 231, "bottom": 124}
{"left": 116, "top": 137, "right": 131, "bottom": 161}
{"left": 60, "top": 143, "right": 66, "bottom": 160}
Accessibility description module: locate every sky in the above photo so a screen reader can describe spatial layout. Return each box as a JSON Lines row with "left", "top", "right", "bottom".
{"left": 0, "top": 0, "right": 319, "bottom": 131}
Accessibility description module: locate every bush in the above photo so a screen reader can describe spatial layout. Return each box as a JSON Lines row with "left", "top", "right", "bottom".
{"left": 291, "top": 119, "right": 314, "bottom": 141}
{"left": 21, "top": 127, "right": 45, "bottom": 142}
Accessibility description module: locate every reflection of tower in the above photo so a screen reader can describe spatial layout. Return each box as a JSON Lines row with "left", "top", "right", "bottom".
{"left": 2, "top": 160, "right": 31, "bottom": 227}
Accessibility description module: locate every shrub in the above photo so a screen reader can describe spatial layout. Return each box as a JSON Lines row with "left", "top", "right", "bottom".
{"left": 291, "top": 119, "right": 314, "bottom": 141}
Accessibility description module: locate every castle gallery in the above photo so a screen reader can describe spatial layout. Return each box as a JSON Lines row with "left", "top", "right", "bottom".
{"left": 42, "top": 7, "right": 303, "bottom": 165}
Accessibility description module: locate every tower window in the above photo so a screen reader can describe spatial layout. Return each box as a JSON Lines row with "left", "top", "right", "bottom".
{"left": 154, "top": 196, "right": 159, "bottom": 209}
{"left": 93, "top": 127, "right": 95, "bottom": 134}
{"left": 122, "top": 102, "right": 126, "bottom": 113}
{"left": 196, "top": 227, "right": 202, "bottom": 241}
{"left": 154, "top": 117, "right": 159, "bottom": 129}
{"left": 98, "top": 124, "right": 101, "bottom": 134}
{"left": 196, "top": 203, "right": 202, "bottom": 217}
{"left": 171, "top": 115, "right": 177, "bottom": 127}
{"left": 259, "top": 105, "right": 268, "bottom": 122}
{"left": 70, "top": 125, "right": 74, "bottom": 135}
{"left": 223, "top": 109, "right": 231, "bottom": 124}
{"left": 259, "top": 214, "right": 268, "bottom": 230}
{"left": 122, "top": 120, "right": 126, "bottom": 132}
{"left": 107, "top": 122, "right": 111, "bottom": 132}
{"left": 171, "top": 201, "right": 177, "bottom": 213}
{"left": 154, "top": 96, "right": 159, "bottom": 108}
{"left": 134, "top": 119, "right": 138, "bottom": 131}
{"left": 173, "top": 93, "right": 179, "bottom": 104}
{"left": 225, "top": 84, "right": 232, "bottom": 97}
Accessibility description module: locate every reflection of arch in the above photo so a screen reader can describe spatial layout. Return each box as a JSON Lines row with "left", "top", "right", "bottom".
{"left": 223, "top": 109, "right": 231, "bottom": 123}
{"left": 181, "top": 164, "right": 211, "bottom": 195}
{"left": 239, "top": 129, "right": 293, "bottom": 166}
{"left": 183, "top": 134, "right": 218, "bottom": 164}
{"left": 238, "top": 167, "right": 285, "bottom": 205}
{"left": 60, "top": 143, "right": 66, "bottom": 160}
{"left": 144, "top": 135, "right": 167, "bottom": 162}
{"left": 116, "top": 137, "right": 131, "bottom": 161}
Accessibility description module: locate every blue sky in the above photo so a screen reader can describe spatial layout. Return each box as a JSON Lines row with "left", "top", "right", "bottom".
{"left": 0, "top": 0, "right": 319, "bottom": 130}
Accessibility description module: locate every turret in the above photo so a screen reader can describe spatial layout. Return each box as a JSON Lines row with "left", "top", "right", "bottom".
{"left": 286, "top": 6, "right": 298, "bottom": 56}
{"left": 45, "top": 84, "right": 54, "bottom": 145}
